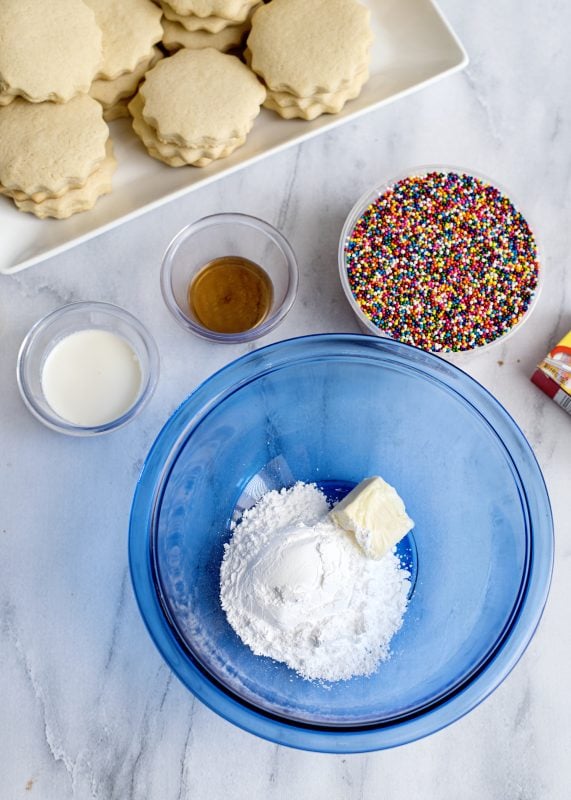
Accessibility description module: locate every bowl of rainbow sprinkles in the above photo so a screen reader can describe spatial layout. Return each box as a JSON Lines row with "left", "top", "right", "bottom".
{"left": 338, "top": 167, "right": 542, "bottom": 354}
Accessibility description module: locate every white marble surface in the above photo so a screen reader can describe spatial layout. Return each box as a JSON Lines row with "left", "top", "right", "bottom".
{"left": 1, "top": 1, "right": 570, "bottom": 797}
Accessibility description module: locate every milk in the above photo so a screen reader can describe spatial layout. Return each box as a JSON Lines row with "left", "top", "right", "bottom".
{"left": 41, "top": 329, "right": 142, "bottom": 427}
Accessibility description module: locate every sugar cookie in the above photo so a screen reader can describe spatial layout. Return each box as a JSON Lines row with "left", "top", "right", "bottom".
{"left": 264, "top": 77, "right": 368, "bottom": 121}
{"left": 265, "top": 68, "right": 370, "bottom": 120}
{"left": 160, "top": 2, "right": 246, "bottom": 33}
{"left": 12, "top": 142, "right": 116, "bottom": 219}
{"left": 268, "top": 68, "right": 369, "bottom": 109}
{"left": 0, "top": 0, "right": 102, "bottom": 104}
{"left": 139, "top": 49, "right": 265, "bottom": 148}
{"left": 161, "top": 16, "right": 251, "bottom": 52}
{"left": 247, "top": 0, "right": 373, "bottom": 97}
{"left": 84, "top": 0, "right": 163, "bottom": 81}
{"left": 128, "top": 93, "right": 245, "bottom": 166}
{"left": 0, "top": 95, "right": 109, "bottom": 198}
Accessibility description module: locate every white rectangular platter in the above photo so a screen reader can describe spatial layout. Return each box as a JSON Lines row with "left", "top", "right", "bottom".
{"left": 0, "top": 0, "right": 467, "bottom": 275}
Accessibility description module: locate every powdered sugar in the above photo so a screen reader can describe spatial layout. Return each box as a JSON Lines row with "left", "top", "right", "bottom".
{"left": 219, "top": 482, "right": 411, "bottom": 682}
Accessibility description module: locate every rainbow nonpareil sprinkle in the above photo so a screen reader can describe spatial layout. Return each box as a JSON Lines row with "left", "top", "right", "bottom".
{"left": 344, "top": 171, "right": 540, "bottom": 352}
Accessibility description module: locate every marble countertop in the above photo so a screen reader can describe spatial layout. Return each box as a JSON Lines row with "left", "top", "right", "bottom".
{"left": 1, "top": 1, "right": 570, "bottom": 797}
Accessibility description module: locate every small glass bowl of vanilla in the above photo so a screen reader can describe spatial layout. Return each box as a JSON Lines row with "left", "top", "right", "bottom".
{"left": 160, "top": 213, "right": 299, "bottom": 343}
{"left": 17, "top": 302, "right": 159, "bottom": 436}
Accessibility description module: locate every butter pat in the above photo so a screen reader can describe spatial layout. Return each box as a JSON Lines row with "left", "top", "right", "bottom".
{"left": 330, "top": 476, "right": 414, "bottom": 560}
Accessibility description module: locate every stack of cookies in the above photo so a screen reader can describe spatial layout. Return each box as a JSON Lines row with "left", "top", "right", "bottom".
{"left": 86, "top": 0, "right": 163, "bottom": 120}
{"left": 159, "top": 0, "right": 260, "bottom": 48}
{"left": 128, "top": 48, "right": 265, "bottom": 167}
{"left": 161, "top": 3, "right": 260, "bottom": 53}
{"left": 247, "top": 0, "right": 373, "bottom": 121}
{"left": 0, "top": 95, "right": 115, "bottom": 220}
{"left": 0, "top": 0, "right": 116, "bottom": 219}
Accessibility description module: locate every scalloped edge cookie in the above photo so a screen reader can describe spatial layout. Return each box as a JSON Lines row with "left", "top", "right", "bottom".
{"left": 11, "top": 141, "right": 116, "bottom": 219}
{"left": 84, "top": 0, "right": 163, "bottom": 81}
{"left": 0, "top": 0, "right": 103, "bottom": 104}
{"left": 139, "top": 49, "right": 265, "bottom": 148}
{"left": 246, "top": 0, "right": 373, "bottom": 97}
{"left": 264, "top": 71, "right": 369, "bottom": 121}
{"left": 161, "top": 14, "right": 252, "bottom": 52}
{"left": 128, "top": 92, "right": 245, "bottom": 166}
{"left": 0, "top": 94, "right": 109, "bottom": 198}
{"left": 160, "top": 2, "right": 249, "bottom": 32}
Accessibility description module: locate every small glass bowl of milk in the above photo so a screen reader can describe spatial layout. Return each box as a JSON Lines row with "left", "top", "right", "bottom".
{"left": 17, "top": 302, "right": 159, "bottom": 436}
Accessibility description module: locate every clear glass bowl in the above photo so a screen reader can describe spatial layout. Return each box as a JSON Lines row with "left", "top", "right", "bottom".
{"left": 160, "top": 213, "right": 299, "bottom": 343}
{"left": 129, "top": 334, "right": 553, "bottom": 753}
{"left": 17, "top": 301, "right": 159, "bottom": 436}
{"left": 338, "top": 166, "right": 543, "bottom": 355}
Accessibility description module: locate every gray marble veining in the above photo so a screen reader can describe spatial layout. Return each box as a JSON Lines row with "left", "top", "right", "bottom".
{"left": 1, "top": 1, "right": 571, "bottom": 798}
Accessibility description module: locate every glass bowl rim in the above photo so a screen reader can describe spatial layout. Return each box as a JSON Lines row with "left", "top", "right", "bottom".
{"left": 17, "top": 300, "right": 160, "bottom": 436}
{"left": 337, "top": 164, "right": 544, "bottom": 356}
{"left": 160, "top": 212, "right": 299, "bottom": 344}
{"left": 128, "top": 332, "right": 553, "bottom": 753}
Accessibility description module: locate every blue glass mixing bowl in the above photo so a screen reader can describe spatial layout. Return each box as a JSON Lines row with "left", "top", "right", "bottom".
{"left": 129, "top": 334, "right": 553, "bottom": 753}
